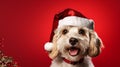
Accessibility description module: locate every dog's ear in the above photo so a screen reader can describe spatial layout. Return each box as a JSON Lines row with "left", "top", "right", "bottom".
{"left": 49, "top": 30, "right": 59, "bottom": 59}
{"left": 88, "top": 30, "right": 103, "bottom": 57}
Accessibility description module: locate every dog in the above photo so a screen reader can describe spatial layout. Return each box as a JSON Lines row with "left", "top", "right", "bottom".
{"left": 48, "top": 25, "right": 103, "bottom": 67}
{"left": 44, "top": 8, "right": 103, "bottom": 67}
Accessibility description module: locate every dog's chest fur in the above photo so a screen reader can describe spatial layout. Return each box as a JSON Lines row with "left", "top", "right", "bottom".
{"left": 50, "top": 56, "right": 94, "bottom": 67}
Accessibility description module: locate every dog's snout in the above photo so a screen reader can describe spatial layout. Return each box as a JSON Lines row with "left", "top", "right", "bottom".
{"left": 69, "top": 37, "right": 78, "bottom": 46}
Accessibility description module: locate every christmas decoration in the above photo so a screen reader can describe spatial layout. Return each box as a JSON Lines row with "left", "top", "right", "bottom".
{"left": 0, "top": 50, "right": 19, "bottom": 67}
{"left": 0, "top": 38, "right": 20, "bottom": 67}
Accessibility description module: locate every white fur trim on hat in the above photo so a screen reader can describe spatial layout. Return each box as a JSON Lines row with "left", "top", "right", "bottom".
{"left": 44, "top": 42, "right": 53, "bottom": 51}
{"left": 58, "top": 16, "right": 93, "bottom": 28}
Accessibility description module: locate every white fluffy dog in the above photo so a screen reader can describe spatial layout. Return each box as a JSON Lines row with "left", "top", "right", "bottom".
{"left": 44, "top": 9, "right": 103, "bottom": 67}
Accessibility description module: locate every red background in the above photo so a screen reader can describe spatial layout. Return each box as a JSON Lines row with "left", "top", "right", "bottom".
{"left": 0, "top": 0, "right": 120, "bottom": 67}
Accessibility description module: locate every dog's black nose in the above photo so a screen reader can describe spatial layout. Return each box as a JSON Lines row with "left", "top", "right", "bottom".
{"left": 69, "top": 37, "right": 78, "bottom": 46}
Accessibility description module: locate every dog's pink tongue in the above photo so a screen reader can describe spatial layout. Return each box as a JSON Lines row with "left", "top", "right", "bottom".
{"left": 69, "top": 49, "right": 78, "bottom": 56}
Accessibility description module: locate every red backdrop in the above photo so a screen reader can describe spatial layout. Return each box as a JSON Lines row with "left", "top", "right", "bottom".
{"left": 0, "top": 0, "right": 120, "bottom": 67}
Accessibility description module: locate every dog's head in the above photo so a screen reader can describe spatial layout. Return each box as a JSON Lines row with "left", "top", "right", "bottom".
{"left": 49, "top": 26, "right": 103, "bottom": 61}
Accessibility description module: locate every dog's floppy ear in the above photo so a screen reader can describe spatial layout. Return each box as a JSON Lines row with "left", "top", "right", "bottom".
{"left": 49, "top": 30, "right": 59, "bottom": 59}
{"left": 88, "top": 30, "right": 103, "bottom": 57}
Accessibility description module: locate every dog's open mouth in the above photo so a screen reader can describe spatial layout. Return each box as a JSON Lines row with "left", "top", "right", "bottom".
{"left": 67, "top": 47, "right": 80, "bottom": 56}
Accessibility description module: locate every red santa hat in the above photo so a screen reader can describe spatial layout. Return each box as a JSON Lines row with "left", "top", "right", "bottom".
{"left": 44, "top": 8, "right": 94, "bottom": 51}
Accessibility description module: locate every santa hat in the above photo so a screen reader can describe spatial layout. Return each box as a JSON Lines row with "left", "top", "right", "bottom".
{"left": 44, "top": 8, "right": 94, "bottom": 51}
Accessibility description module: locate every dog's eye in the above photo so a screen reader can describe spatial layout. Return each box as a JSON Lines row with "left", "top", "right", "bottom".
{"left": 62, "top": 29, "right": 68, "bottom": 35}
{"left": 79, "top": 29, "right": 85, "bottom": 35}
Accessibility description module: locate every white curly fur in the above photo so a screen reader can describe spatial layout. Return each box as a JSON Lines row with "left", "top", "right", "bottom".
{"left": 45, "top": 26, "right": 103, "bottom": 67}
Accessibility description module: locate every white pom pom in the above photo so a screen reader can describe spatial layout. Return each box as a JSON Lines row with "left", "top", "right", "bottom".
{"left": 44, "top": 42, "right": 53, "bottom": 51}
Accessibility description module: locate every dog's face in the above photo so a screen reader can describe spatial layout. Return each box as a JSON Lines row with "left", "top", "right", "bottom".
{"left": 50, "top": 26, "right": 103, "bottom": 61}
{"left": 56, "top": 26, "right": 90, "bottom": 61}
